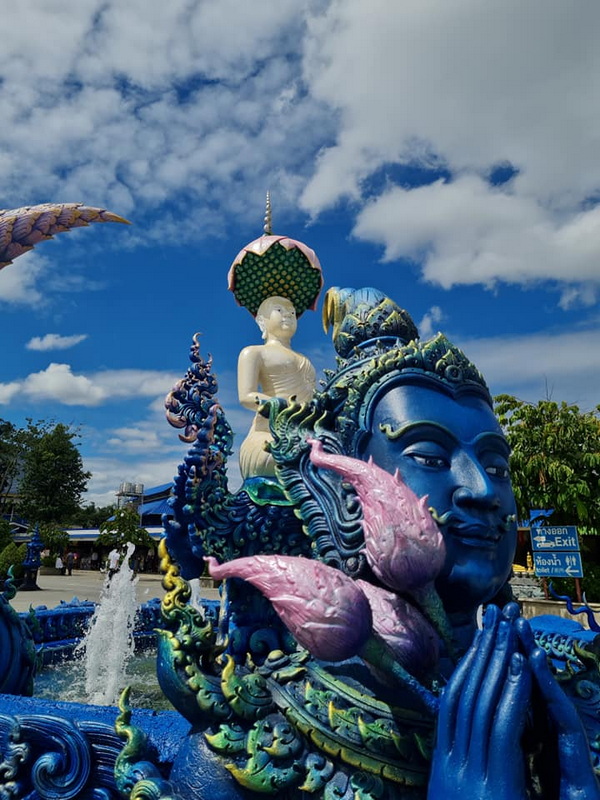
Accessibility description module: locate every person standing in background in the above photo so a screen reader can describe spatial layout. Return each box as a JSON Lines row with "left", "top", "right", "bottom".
{"left": 107, "top": 548, "right": 120, "bottom": 580}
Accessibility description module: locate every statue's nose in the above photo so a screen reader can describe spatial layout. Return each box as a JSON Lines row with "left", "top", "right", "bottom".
{"left": 452, "top": 454, "right": 501, "bottom": 509}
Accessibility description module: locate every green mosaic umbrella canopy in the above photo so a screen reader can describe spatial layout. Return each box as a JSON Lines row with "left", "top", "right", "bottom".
{"left": 227, "top": 234, "right": 323, "bottom": 316}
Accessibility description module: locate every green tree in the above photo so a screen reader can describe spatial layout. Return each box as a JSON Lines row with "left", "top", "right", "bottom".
{"left": 65, "top": 502, "right": 117, "bottom": 529}
{"left": 0, "top": 519, "right": 12, "bottom": 552}
{"left": 0, "top": 542, "right": 27, "bottom": 579}
{"left": 96, "top": 505, "right": 154, "bottom": 550}
{"left": 494, "top": 395, "right": 600, "bottom": 529}
{"left": 39, "top": 524, "right": 70, "bottom": 557}
{"left": 0, "top": 418, "right": 52, "bottom": 513}
{"left": 0, "top": 419, "right": 19, "bottom": 508}
{"left": 18, "top": 423, "right": 91, "bottom": 526}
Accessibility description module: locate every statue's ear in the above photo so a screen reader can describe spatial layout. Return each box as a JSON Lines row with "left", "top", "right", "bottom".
{"left": 354, "top": 428, "right": 372, "bottom": 461}
{"left": 256, "top": 314, "right": 267, "bottom": 339}
{"left": 291, "top": 432, "right": 369, "bottom": 578}
{"left": 267, "top": 396, "right": 369, "bottom": 578}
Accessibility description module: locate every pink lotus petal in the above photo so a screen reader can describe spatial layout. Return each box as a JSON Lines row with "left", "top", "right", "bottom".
{"left": 206, "top": 554, "right": 372, "bottom": 662}
{"left": 308, "top": 439, "right": 445, "bottom": 593}
{"left": 356, "top": 580, "right": 438, "bottom": 677}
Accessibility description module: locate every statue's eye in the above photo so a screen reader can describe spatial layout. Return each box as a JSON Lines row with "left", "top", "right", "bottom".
{"left": 407, "top": 453, "right": 447, "bottom": 469}
{"left": 402, "top": 441, "right": 449, "bottom": 469}
{"left": 485, "top": 464, "right": 510, "bottom": 479}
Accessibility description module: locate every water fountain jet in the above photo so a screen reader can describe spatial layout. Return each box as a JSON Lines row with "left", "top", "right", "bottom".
{"left": 75, "top": 542, "right": 138, "bottom": 706}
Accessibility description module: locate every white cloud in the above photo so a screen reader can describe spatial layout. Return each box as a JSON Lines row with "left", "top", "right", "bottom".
{"left": 26, "top": 333, "right": 88, "bottom": 351}
{"left": 7, "top": 0, "right": 598, "bottom": 304}
{"left": 21, "top": 363, "right": 106, "bottom": 406}
{"left": 105, "top": 425, "right": 176, "bottom": 455}
{"left": 0, "top": 382, "right": 21, "bottom": 404}
{"left": 558, "top": 285, "right": 598, "bottom": 311}
{"left": 302, "top": 0, "right": 600, "bottom": 209}
{"left": 419, "top": 305, "right": 444, "bottom": 339}
{"left": 297, "top": 0, "right": 600, "bottom": 296}
{"left": 351, "top": 176, "right": 600, "bottom": 291}
{"left": 0, "top": 252, "right": 47, "bottom": 306}
{"left": 0, "top": 0, "right": 332, "bottom": 244}
{"left": 82, "top": 453, "right": 182, "bottom": 507}
{"left": 457, "top": 326, "right": 600, "bottom": 411}
{"left": 92, "top": 369, "right": 182, "bottom": 399}
{"left": 79, "top": 0, "right": 320, "bottom": 88}
{"left": 0, "top": 243, "right": 111, "bottom": 310}
{"left": 0, "top": 364, "right": 181, "bottom": 407}
{"left": 3, "top": 1, "right": 600, "bottom": 305}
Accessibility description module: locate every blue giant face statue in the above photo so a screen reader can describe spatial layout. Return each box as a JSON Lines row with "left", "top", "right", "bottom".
{"left": 360, "top": 380, "right": 517, "bottom": 615}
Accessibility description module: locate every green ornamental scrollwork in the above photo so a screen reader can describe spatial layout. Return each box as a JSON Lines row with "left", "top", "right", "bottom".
{"left": 152, "top": 542, "right": 433, "bottom": 799}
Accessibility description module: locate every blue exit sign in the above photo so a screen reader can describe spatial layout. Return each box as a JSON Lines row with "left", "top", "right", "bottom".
{"left": 530, "top": 526, "right": 580, "bottom": 552}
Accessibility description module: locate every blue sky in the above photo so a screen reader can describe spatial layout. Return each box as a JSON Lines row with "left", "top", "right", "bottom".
{"left": 1, "top": 0, "right": 599, "bottom": 506}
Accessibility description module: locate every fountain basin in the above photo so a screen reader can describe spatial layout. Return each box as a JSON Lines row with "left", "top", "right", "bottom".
{"left": 18, "top": 596, "right": 220, "bottom": 702}
{"left": 0, "top": 691, "right": 191, "bottom": 798}
{"left": 34, "top": 649, "right": 172, "bottom": 710}
{"left": 19, "top": 596, "right": 163, "bottom": 665}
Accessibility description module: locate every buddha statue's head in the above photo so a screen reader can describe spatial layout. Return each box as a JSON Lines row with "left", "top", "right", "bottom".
{"left": 255, "top": 296, "right": 298, "bottom": 341}
{"left": 270, "top": 287, "right": 517, "bottom": 620}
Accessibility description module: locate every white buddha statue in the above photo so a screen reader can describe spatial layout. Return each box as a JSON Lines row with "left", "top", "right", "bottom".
{"left": 228, "top": 195, "right": 324, "bottom": 480}
{"left": 237, "top": 295, "right": 315, "bottom": 478}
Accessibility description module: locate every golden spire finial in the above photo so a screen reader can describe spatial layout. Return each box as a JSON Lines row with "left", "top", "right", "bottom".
{"left": 263, "top": 191, "right": 272, "bottom": 235}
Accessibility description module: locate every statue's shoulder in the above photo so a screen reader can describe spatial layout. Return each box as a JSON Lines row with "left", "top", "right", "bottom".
{"left": 238, "top": 343, "right": 270, "bottom": 364}
{"left": 238, "top": 344, "right": 264, "bottom": 358}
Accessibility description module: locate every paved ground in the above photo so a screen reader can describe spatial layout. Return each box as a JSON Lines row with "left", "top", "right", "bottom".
{"left": 9, "top": 570, "right": 220, "bottom": 613}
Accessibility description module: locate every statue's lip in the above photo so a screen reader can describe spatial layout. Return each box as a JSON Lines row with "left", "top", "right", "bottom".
{"left": 448, "top": 523, "right": 503, "bottom": 547}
